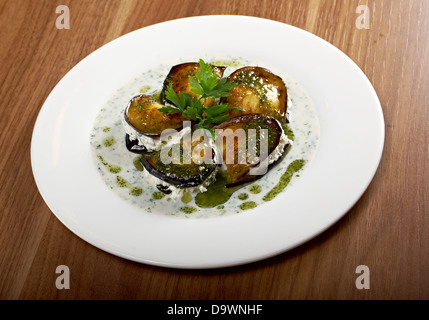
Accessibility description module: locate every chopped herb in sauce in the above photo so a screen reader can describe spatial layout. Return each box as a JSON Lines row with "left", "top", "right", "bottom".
{"left": 249, "top": 184, "right": 262, "bottom": 194}
{"left": 152, "top": 191, "right": 166, "bottom": 200}
{"left": 97, "top": 155, "right": 121, "bottom": 174}
{"left": 116, "top": 176, "right": 129, "bottom": 188}
{"left": 238, "top": 193, "right": 249, "bottom": 200}
{"left": 180, "top": 206, "right": 198, "bottom": 214}
{"left": 130, "top": 187, "right": 143, "bottom": 196}
{"left": 103, "top": 137, "right": 116, "bottom": 147}
{"left": 140, "top": 85, "right": 151, "bottom": 93}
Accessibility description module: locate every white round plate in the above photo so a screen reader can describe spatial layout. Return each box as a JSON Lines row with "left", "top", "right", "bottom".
{"left": 31, "top": 16, "right": 384, "bottom": 269}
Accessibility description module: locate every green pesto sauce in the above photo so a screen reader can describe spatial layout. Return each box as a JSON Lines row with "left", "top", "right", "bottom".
{"left": 151, "top": 91, "right": 161, "bottom": 102}
{"left": 97, "top": 155, "right": 121, "bottom": 173}
{"left": 181, "top": 192, "right": 193, "bottom": 204}
{"left": 180, "top": 206, "right": 198, "bottom": 214}
{"left": 133, "top": 156, "right": 144, "bottom": 171}
{"left": 115, "top": 176, "right": 143, "bottom": 196}
{"left": 103, "top": 137, "right": 116, "bottom": 147}
{"left": 194, "top": 171, "right": 242, "bottom": 208}
{"left": 248, "top": 184, "right": 262, "bottom": 194}
{"left": 282, "top": 124, "right": 295, "bottom": 141}
{"left": 116, "top": 176, "right": 130, "bottom": 188}
{"left": 242, "top": 117, "right": 278, "bottom": 152}
{"left": 217, "top": 205, "right": 225, "bottom": 210}
{"left": 130, "top": 187, "right": 143, "bottom": 196}
{"left": 102, "top": 127, "right": 111, "bottom": 133}
{"left": 152, "top": 191, "right": 166, "bottom": 200}
{"left": 263, "top": 159, "right": 306, "bottom": 202}
{"left": 234, "top": 71, "right": 271, "bottom": 106}
{"left": 240, "top": 201, "right": 257, "bottom": 211}
{"left": 139, "top": 85, "right": 151, "bottom": 93}
{"left": 238, "top": 193, "right": 249, "bottom": 201}
{"left": 209, "top": 59, "right": 244, "bottom": 68}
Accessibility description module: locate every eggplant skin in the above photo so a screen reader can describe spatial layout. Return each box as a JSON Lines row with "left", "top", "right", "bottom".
{"left": 214, "top": 113, "right": 286, "bottom": 187}
{"left": 220, "top": 67, "right": 288, "bottom": 122}
{"left": 125, "top": 94, "right": 186, "bottom": 136}
{"left": 125, "top": 134, "right": 148, "bottom": 153}
{"left": 161, "top": 62, "right": 225, "bottom": 106}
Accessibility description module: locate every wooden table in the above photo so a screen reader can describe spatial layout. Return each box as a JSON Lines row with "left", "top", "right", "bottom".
{"left": 1, "top": 0, "right": 428, "bottom": 300}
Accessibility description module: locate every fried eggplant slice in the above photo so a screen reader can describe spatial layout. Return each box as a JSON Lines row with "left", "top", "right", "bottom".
{"left": 140, "top": 135, "right": 217, "bottom": 189}
{"left": 214, "top": 114, "right": 289, "bottom": 187}
{"left": 220, "top": 67, "right": 288, "bottom": 122}
{"left": 124, "top": 94, "right": 186, "bottom": 136}
{"left": 161, "top": 62, "right": 225, "bottom": 107}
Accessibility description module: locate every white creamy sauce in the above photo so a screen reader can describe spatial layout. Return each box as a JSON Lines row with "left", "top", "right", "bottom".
{"left": 90, "top": 56, "right": 320, "bottom": 218}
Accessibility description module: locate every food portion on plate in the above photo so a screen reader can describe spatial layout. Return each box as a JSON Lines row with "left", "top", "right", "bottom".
{"left": 214, "top": 113, "right": 290, "bottom": 187}
{"left": 221, "top": 66, "right": 289, "bottom": 122}
{"left": 122, "top": 94, "right": 188, "bottom": 152}
{"left": 161, "top": 62, "right": 226, "bottom": 108}
{"left": 123, "top": 59, "right": 292, "bottom": 196}
{"left": 90, "top": 57, "right": 319, "bottom": 217}
{"left": 139, "top": 132, "right": 218, "bottom": 194}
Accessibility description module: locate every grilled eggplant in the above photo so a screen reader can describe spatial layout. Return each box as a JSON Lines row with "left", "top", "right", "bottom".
{"left": 125, "top": 94, "right": 186, "bottom": 135}
{"left": 220, "top": 67, "right": 288, "bottom": 122}
{"left": 140, "top": 134, "right": 217, "bottom": 192}
{"left": 161, "top": 62, "right": 225, "bottom": 107}
{"left": 214, "top": 114, "right": 291, "bottom": 187}
{"left": 122, "top": 94, "right": 188, "bottom": 151}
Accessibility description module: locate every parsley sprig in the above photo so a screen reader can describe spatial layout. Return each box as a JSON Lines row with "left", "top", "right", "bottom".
{"left": 159, "top": 59, "right": 241, "bottom": 135}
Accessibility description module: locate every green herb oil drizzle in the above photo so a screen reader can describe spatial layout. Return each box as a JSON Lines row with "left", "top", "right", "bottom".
{"left": 97, "top": 155, "right": 122, "bottom": 174}
{"left": 195, "top": 172, "right": 242, "bottom": 208}
{"left": 115, "top": 176, "right": 143, "bottom": 197}
{"left": 263, "top": 159, "right": 306, "bottom": 202}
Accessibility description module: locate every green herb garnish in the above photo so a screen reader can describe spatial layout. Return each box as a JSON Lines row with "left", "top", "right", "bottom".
{"left": 159, "top": 59, "right": 242, "bottom": 136}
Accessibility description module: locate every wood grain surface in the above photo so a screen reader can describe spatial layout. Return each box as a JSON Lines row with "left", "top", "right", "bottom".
{"left": 0, "top": 0, "right": 428, "bottom": 300}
